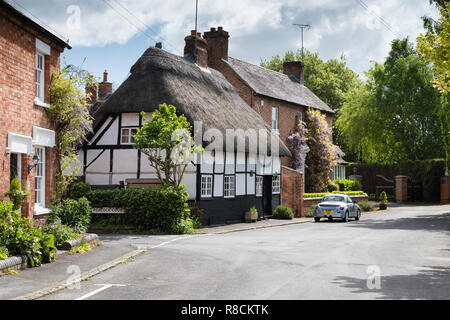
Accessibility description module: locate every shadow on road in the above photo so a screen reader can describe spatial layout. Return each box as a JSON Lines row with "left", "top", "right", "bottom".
{"left": 346, "top": 212, "right": 450, "bottom": 232}
{"left": 333, "top": 266, "right": 450, "bottom": 300}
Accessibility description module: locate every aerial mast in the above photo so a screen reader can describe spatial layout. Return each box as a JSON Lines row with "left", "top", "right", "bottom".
{"left": 292, "top": 23, "right": 311, "bottom": 63}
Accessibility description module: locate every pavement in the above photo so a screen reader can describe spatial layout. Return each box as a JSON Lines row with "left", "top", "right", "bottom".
{"left": 1, "top": 203, "right": 449, "bottom": 300}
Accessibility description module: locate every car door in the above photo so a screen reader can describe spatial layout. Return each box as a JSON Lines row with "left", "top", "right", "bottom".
{"left": 347, "top": 196, "right": 354, "bottom": 217}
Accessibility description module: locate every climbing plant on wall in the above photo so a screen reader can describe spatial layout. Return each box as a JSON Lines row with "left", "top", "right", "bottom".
{"left": 304, "top": 109, "right": 337, "bottom": 193}
{"left": 286, "top": 113, "right": 309, "bottom": 171}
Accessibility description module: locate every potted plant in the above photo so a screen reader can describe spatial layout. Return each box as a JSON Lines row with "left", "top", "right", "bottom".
{"left": 245, "top": 206, "right": 258, "bottom": 223}
{"left": 4, "top": 176, "right": 30, "bottom": 211}
{"left": 379, "top": 191, "right": 388, "bottom": 210}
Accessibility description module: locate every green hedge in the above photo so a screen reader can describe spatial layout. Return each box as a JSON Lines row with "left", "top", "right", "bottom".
{"left": 334, "top": 179, "right": 362, "bottom": 191}
{"left": 304, "top": 191, "right": 368, "bottom": 198}
{"left": 272, "top": 206, "right": 294, "bottom": 220}
{"left": 73, "top": 184, "right": 192, "bottom": 234}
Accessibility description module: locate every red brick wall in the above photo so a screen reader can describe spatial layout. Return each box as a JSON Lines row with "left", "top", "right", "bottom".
{"left": 0, "top": 11, "right": 64, "bottom": 217}
{"left": 281, "top": 166, "right": 303, "bottom": 217}
{"left": 441, "top": 176, "right": 450, "bottom": 204}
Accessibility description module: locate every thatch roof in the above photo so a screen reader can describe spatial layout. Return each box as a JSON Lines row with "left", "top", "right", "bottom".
{"left": 94, "top": 47, "right": 291, "bottom": 157}
{"left": 225, "top": 57, "right": 335, "bottom": 114}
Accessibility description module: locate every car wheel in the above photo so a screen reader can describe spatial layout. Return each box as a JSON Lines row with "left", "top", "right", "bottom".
{"left": 355, "top": 210, "right": 360, "bottom": 221}
{"left": 314, "top": 217, "right": 321, "bottom": 222}
{"left": 343, "top": 211, "right": 349, "bottom": 223}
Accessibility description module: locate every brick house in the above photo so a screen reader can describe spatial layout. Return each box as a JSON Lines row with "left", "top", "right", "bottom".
{"left": 202, "top": 27, "right": 335, "bottom": 169}
{"left": 0, "top": 0, "right": 71, "bottom": 217}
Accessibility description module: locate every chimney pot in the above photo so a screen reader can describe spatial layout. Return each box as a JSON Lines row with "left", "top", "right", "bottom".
{"left": 196, "top": 32, "right": 201, "bottom": 38}
{"left": 103, "top": 70, "right": 108, "bottom": 82}
{"left": 210, "top": 27, "right": 216, "bottom": 32}
{"left": 218, "top": 26, "right": 223, "bottom": 31}
{"left": 191, "top": 30, "right": 196, "bottom": 36}
{"left": 155, "top": 42, "right": 162, "bottom": 49}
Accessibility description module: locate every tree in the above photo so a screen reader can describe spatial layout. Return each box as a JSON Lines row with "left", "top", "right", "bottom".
{"left": 133, "top": 103, "right": 203, "bottom": 187}
{"left": 336, "top": 38, "right": 445, "bottom": 164}
{"left": 304, "top": 109, "right": 337, "bottom": 193}
{"left": 417, "top": 1, "right": 450, "bottom": 171}
{"left": 47, "top": 65, "right": 94, "bottom": 201}
{"left": 261, "top": 49, "right": 362, "bottom": 161}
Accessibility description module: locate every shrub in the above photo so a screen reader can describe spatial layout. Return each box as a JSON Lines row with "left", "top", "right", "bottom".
{"left": 249, "top": 206, "right": 258, "bottom": 213}
{"left": 358, "top": 201, "right": 374, "bottom": 212}
{"left": 379, "top": 191, "right": 388, "bottom": 204}
{"left": 4, "top": 176, "right": 30, "bottom": 211}
{"left": 335, "top": 179, "right": 362, "bottom": 191}
{"left": 83, "top": 186, "right": 191, "bottom": 234}
{"left": 70, "top": 182, "right": 92, "bottom": 200}
{"left": 0, "top": 247, "right": 8, "bottom": 260}
{"left": 171, "top": 218, "right": 194, "bottom": 235}
{"left": 303, "top": 191, "right": 368, "bottom": 198}
{"left": 306, "top": 207, "right": 315, "bottom": 217}
{"left": 327, "top": 181, "right": 340, "bottom": 192}
{"left": 42, "top": 219, "right": 79, "bottom": 246}
{"left": 190, "top": 208, "right": 203, "bottom": 229}
{"left": 273, "top": 206, "right": 294, "bottom": 220}
{"left": 49, "top": 198, "right": 92, "bottom": 232}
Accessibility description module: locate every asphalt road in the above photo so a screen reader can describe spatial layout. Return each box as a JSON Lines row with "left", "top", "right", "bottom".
{"left": 42, "top": 204, "right": 450, "bottom": 300}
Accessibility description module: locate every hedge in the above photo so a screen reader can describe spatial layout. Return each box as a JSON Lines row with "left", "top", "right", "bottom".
{"left": 73, "top": 184, "right": 192, "bottom": 234}
{"left": 304, "top": 191, "right": 368, "bottom": 198}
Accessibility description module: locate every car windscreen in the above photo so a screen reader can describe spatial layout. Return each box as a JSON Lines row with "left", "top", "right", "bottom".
{"left": 322, "top": 195, "right": 345, "bottom": 202}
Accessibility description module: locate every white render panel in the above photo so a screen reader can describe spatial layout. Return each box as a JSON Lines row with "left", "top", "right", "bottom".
{"left": 264, "top": 155, "right": 273, "bottom": 175}
{"left": 273, "top": 157, "right": 281, "bottom": 174}
{"left": 97, "top": 117, "right": 119, "bottom": 145}
{"left": 214, "top": 151, "right": 224, "bottom": 173}
{"left": 86, "top": 173, "right": 110, "bottom": 185}
{"left": 236, "top": 174, "right": 246, "bottom": 196}
{"left": 236, "top": 152, "right": 246, "bottom": 172}
{"left": 181, "top": 173, "right": 197, "bottom": 200}
{"left": 89, "top": 116, "right": 112, "bottom": 145}
{"left": 247, "top": 153, "right": 256, "bottom": 171}
{"left": 225, "top": 152, "right": 235, "bottom": 174}
{"left": 214, "top": 174, "right": 223, "bottom": 197}
{"left": 201, "top": 152, "right": 214, "bottom": 173}
{"left": 247, "top": 174, "right": 255, "bottom": 195}
{"left": 121, "top": 113, "right": 140, "bottom": 127}
{"left": 85, "top": 150, "right": 110, "bottom": 173}
{"left": 114, "top": 149, "right": 138, "bottom": 173}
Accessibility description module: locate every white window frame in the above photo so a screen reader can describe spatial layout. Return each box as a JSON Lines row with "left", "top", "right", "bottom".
{"left": 272, "top": 106, "right": 279, "bottom": 132}
{"left": 297, "top": 111, "right": 303, "bottom": 122}
{"left": 224, "top": 175, "right": 235, "bottom": 198}
{"left": 201, "top": 175, "right": 213, "bottom": 198}
{"left": 272, "top": 175, "right": 281, "bottom": 194}
{"left": 255, "top": 176, "right": 263, "bottom": 197}
{"left": 36, "top": 52, "right": 45, "bottom": 102}
{"left": 34, "top": 147, "right": 47, "bottom": 214}
{"left": 121, "top": 127, "right": 138, "bottom": 145}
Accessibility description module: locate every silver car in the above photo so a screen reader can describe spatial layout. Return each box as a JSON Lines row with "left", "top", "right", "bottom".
{"left": 314, "top": 194, "right": 361, "bottom": 222}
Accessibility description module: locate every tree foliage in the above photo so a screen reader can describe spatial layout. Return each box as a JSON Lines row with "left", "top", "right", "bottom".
{"left": 133, "top": 103, "right": 203, "bottom": 187}
{"left": 47, "top": 65, "right": 94, "bottom": 201}
{"left": 336, "top": 38, "right": 444, "bottom": 164}
{"left": 417, "top": 2, "right": 450, "bottom": 171}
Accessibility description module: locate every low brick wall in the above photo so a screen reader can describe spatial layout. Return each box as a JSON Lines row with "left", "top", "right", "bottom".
{"left": 302, "top": 195, "right": 369, "bottom": 216}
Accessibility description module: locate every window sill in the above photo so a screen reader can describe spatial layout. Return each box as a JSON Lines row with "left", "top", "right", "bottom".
{"left": 34, "top": 206, "right": 50, "bottom": 216}
{"left": 34, "top": 98, "right": 50, "bottom": 108}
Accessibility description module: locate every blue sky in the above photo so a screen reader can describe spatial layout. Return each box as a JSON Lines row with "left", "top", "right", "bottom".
{"left": 7, "top": 0, "right": 440, "bottom": 87}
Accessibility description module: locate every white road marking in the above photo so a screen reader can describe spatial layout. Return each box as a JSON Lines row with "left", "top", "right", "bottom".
{"left": 424, "top": 257, "right": 450, "bottom": 262}
{"left": 75, "top": 284, "right": 126, "bottom": 300}
{"left": 149, "top": 234, "right": 212, "bottom": 249}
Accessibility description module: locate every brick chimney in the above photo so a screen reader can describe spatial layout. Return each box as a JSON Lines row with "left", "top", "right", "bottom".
{"left": 85, "top": 83, "right": 97, "bottom": 105}
{"left": 203, "top": 26, "right": 230, "bottom": 70}
{"left": 184, "top": 30, "right": 208, "bottom": 68}
{"left": 98, "top": 70, "right": 113, "bottom": 100}
{"left": 283, "top": 61, "right": 305, "bottom": 85}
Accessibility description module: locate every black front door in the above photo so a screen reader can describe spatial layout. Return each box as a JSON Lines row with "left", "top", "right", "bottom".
{"left": 262, "top": 176, "right": 273, "bottom": 218}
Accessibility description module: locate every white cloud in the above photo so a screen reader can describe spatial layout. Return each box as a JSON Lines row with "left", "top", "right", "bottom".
{"left": 8, "top": 0, "right": 440, "bottom": 74}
